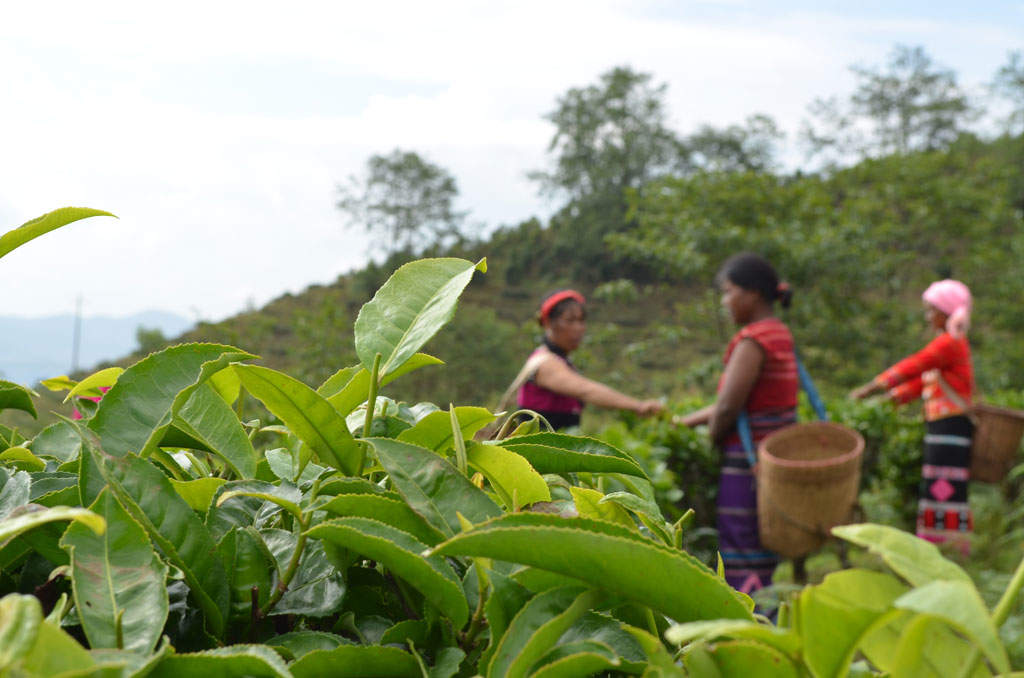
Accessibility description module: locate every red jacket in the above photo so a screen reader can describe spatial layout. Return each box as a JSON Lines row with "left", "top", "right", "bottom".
{"left": 874, "top": 332, "right": 974, "bottom": 421}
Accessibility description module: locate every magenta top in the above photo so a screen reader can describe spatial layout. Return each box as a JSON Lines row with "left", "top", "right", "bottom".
{"left": 517, "top": 344, "right": 584, "bottom": 429}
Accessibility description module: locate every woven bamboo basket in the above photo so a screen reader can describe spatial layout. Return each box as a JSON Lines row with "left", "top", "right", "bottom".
{"left": 756, "top": 422, "right": 864, "bottom": 559}
{"left": 969, "top": 403, "right": 1024, "bottom": 483}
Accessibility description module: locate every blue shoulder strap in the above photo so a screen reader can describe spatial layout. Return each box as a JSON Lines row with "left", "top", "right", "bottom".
{"left": 736, "top": 350, "right": 827, "bottom": 467}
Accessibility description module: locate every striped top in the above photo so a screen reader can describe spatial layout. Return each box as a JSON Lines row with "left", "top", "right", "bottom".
{"left": 719, "top": 317, "right": 799, "bottom": 448}
{"left": 874, "top": 332, "right": 973, "bottom": 421}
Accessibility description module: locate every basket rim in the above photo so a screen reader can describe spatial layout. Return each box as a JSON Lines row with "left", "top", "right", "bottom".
{"left": 973, "top": 401, "right": 1024, "bottom": 420}
{"left": 757, "top": 421, "right": 865, "bottom": 469}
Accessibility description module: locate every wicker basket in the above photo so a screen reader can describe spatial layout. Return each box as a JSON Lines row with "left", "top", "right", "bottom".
{"left": 970, "top": 403, "right": 1024, "bottom": 483}
{"left": 756, "top": 422, "right": 864, "bottom": 559}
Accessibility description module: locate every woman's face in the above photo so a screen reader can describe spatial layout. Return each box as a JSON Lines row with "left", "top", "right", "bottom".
{"left": 925, "top": 303, "right": 948, "bottom": 331}
{"left": 721, "top": 279, "right": 760, "bottom": 325}
{"left": 544, "top": 302, "right": 586, "bottom": 352}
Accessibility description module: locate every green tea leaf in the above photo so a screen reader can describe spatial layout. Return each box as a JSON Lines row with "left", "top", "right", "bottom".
{"left": 0, "top": 505, "right": 105, "bottom": 545}
{"left": 0, "top": 447, "right": 45, "bottom": 472}
{"left": 14, "top": 618, "right": 96, "bottom": 676}
{"left": 398, "top": 406, "right": 495, "bottom": 453}
{"left": 218, "top": 527, "right": 274, "bottom": 622}
{"left": 558, "top": 611, "right": 647, "bottom": 673}
{"left": 0, "top": 593, "right": 42, "bottom": 669}
{"left": 174, "top": 382, "right": 259, "bottom": 478}
{"left": 261, "top": 528, "right": 346, "bottom": 617}
{"left": 666, "top": 620, "right": 801, "bottom": 656}
{"left": 798, "top": 569, "right": 907, "bottom": 678}
{"left": 700, "top": 640, "right": 800, "bottom": 677}
{"left": 290, "top": 645, "right": 422, "bottom": 678}
{"left": 0, "top": 381, "right": 37, "bottom": 418}
{"left": 354, "top": 257, "right": 486, "bottom": 376}
{"left": 234, "top": 365, "right": 361, "bottom": 476}
{"left": 0, "top": 468, "right": 30, "bottom": 519}
{"left": 29, "top": 421, "right": 81, "bottom": 463}
{"left": 569, "top": 487, "right": 636, "bottom": 531}
{"left": 488, "top": 586, "right": 596, "bottom": 678}
{"left": 217, "top": 481, "right": 303, "bottom": 522}
{"left": 432, "top": 513, "right": 753, "bottom": 623}
{"left": 0, "top": 206, "right": 115, "bottom": 260}
{"left": 145, "top": 644, "right": 290, "bottom": 677}
{"left": 369, "top": 437, "right": 502, "bottom": 536}
{"left": 500, "top": 433, "right": 646, "bottom": 477}
{"left": 89, "top": 343, "right": 254, "bottom": 459}
{"left": 170, "top": 477, "right": 228, "bottom": 512}
{"left": 60, "top": 488, "right": 168, "bottom": 652}
{"left": 265, "top": 630, "right": 352, "bottom": 661}
{"left": 832, "top": 524, "right": 971, "bottom": 586}
{"left": 894, "top": 580, "right": 1009, "bottom": 673}
{"left": 93, "top": 447, "right": 230, "bottom": 636}
{"left": 320, "top": 494, "right": 446, "bottom": 546}
{"left": 528, "top": 640, "right": 620, "bottom": 678}
{"left": 469, "top": 442, "right": 551, "bottom": 510}
{"left": 308, "top": 516, "right": 469, "bottom": 628}
{"left": 65, "top": 367, "right": 123, "bottom": 402}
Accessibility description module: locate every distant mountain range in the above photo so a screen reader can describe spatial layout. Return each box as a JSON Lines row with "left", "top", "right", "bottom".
{"left": 0, "top": 311, "right": 193, "bottom": 386}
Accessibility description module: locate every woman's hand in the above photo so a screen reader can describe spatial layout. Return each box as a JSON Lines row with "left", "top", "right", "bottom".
{"left": 673, "top": 405, "right": 715, "bottom": 428}
{"left": 635, "top": 400, "right": 665, "bottom": 417}
{"left": 850, "top": 382, "right": 883, "bottom": 400}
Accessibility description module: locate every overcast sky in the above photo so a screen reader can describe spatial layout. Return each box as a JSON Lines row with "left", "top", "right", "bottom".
{"left": 2, "top": 1, "right": 1021, "bottom": 322}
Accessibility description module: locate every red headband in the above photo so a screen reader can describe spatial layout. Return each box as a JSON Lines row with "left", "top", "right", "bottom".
{"left": 540, "top": 290, "right": 585, "bottom": 322}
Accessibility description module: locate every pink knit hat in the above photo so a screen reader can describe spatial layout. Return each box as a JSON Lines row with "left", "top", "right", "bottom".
{"left": 922, "top": 279, "right": 971, "bottom": 339}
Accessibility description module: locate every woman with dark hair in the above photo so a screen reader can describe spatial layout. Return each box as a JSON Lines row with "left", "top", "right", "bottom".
{"left": 501, "top": 290, "right": 663, "bottom": 430}
{"left": 851, "top": 279, "right": 975, "bottom": 555}
{"left": 676, "top": 253, "right": 798, "bottom": 594}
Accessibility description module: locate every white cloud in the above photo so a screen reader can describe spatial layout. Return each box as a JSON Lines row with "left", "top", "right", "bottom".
{"left": 0, "top": 1, "right": 1019, "bottom": 320}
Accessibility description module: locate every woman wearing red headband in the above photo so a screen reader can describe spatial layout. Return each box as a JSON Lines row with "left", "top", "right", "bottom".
{"left": 502, "top": 290, "right": 663, "bottom": 429}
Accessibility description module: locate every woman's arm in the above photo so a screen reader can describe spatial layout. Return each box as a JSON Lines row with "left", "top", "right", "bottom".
{"left": 707, "top": 338, "right": 765, "bottom": 444}
{"left": 535, "top": 358, "right": 663, "bottom": 415}
{"left": 675, "top": 404, "right": 715, "bottom": 428}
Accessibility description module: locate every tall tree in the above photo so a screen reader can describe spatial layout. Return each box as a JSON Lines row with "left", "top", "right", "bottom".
{"left": 993, "top": 51, "right": 1024, "bottom": 135}
{"left": 802, "top": 45, "right": 975, "bottom": 162}
{"left": 337, "top": 150, "right": 467, "bottom": 256}
{"left": 683, "top": 114, "right": 784, "bottom": 173}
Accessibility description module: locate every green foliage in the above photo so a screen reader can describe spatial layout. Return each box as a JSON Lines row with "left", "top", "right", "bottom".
{"left": 0, "top": 207, "right": 114, "bottom": 260}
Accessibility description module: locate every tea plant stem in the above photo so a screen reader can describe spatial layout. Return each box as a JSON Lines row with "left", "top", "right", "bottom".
{"left": 460, "top": 584, "right": 489, "bottom": 653}
{"left": 359, "top": 352, "right": 382, "bottom": 475}
{"left": 957, "top": 552, "right": 1024, "bottom": 678}
{"left": 259, "top": 516, "right": 310, "bottom": 618}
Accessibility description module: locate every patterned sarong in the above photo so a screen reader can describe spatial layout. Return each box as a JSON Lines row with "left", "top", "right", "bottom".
{"left": 917, "top": 415, "right": 973, "bottom": 555}
{"left": 718, "top": 408, "right": 796, "bottom": 593}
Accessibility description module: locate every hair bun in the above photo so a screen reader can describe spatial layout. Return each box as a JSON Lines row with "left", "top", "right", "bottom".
{"left": 776, "top": 281, "right": 793, "bottom": 309}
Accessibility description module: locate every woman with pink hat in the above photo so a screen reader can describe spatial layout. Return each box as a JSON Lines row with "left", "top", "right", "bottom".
{"left": 852, "top": 279, "right": 975, "bottom": 554}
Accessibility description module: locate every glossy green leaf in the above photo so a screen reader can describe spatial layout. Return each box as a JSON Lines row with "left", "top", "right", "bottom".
{"left": 290, "top": 645, "right": 422, "bottom": 678}
{"left": 569, "top": 487, "right": 636, "bottom": 531}
{"left": 599, "top": 490, "right": 672, "bottom": 544}
{"left": 512, "top": 567, "right": 585, "bottom": 593}
{"left": 40, "top": 374, "right": 77, "bottom": 393}
{"left": 369, "top": 437, "right": 502, "bottom": 536}
{"left": 169, "top": 477, "right": 227, "bottom": 512}
{"left": 320, "top": 494, "right": 446, "bottom": 546}
{"left": 0, "top": 381, "right": 37, "bottom": 418}
{"left": 354, "top": 257, "right": 486, "bottom": 376}
{"left": 308, "top": 516, "right": 469, "bottom": 627}
{"left": 427, "top": 647, "right": 465, "bottom": 678}
{"left": 174, "top": 382, "right": 258, "bottom": 478}
{"left": 528, "top": 640, "right": 620, "bottom": 678}
{"left": 488, "top": 586, "right": 596, "bottom": 678}
{"left": 0, "top": 468, "right": 30, "bottom": 519}
{"left": 265, "top": 630, "right": 352, "bottom": 661}
{"left": 218, "top": 527, "right": 274, "bottom": 622}
{"left": 0, "top": 446, "right": 45, "bottom": 472}
{"left": 317, "top": 476, "right": 401, "bottom": 500}
{"left": 398, "top": 406, "right": 495, "bottom": 452}
{"left": 88, "top": 343, "right": 254, "bottom": 459}
{"left": 482, "top": 570, "right": 534, "bottom": 668}
{"left": 321, "top": 367, "right": 371, "bottom": 417}
{"left": 666, "top": 619, "right": 801, "bottom": 656}
{"left": 210, "top": 366, "right": 242, "bottom": 405}
{"left": 65, "top": 367, "right": 123, "bottom": 402}
{"left": 0, "top": 505, "right": 105, "bottom": 545}
{"left": 432, "top": 513, "right": 753, "bottom": 623}
{"left": 703, "top": 640, "right": 800, "bottom": 677}
{"left": 217, "top": 481, "right": 303, "bottom": 522}
{"left": 146, "top": 645, "right": 290, "bottom": 678}
{"left": 499, "top": 433, "right": 646, "bottom": 477}
{"left": 0, "top": 593, "right": 42, "bottom": 669}
{"left": 92, "top": 447, "right": 230, "bottom": 636}
{"left": 29, "top": 421, "right": 82, "bottom": 463}
{"left": 264, "top": 448, "right": 326, "bottom": 486}
{"left": 894, "top": 580, "right": 1009, "bottom": 673}
{"left": 14, "top": 618, "right": 96, "bottom": 676}
{"left": 261, "top": 528, "right": 345, "bottom": 617}
{"left": 469, "top": 442, "right": 550, "bottom": 510}
{"left": 60, "top": 488, "right": 168, "bottom": 652}
{"left": 798, "top": 569, "right": 907, "bottom": 678}
{"left": 832, "top": 523, "right": 971, "bottom": 586}
{"left": 0, "top": 206, "right": 115, "bottom": 259}
{"left": 558, "top": 611, "right": 647, "bottom": 673}
{"left": 234, "top": 364, "right": 361, "bottom": 476}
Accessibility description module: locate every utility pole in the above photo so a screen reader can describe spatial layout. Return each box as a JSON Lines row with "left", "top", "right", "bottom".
{"left": 71, "top": 295, "right": 82, "bottom": 374}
